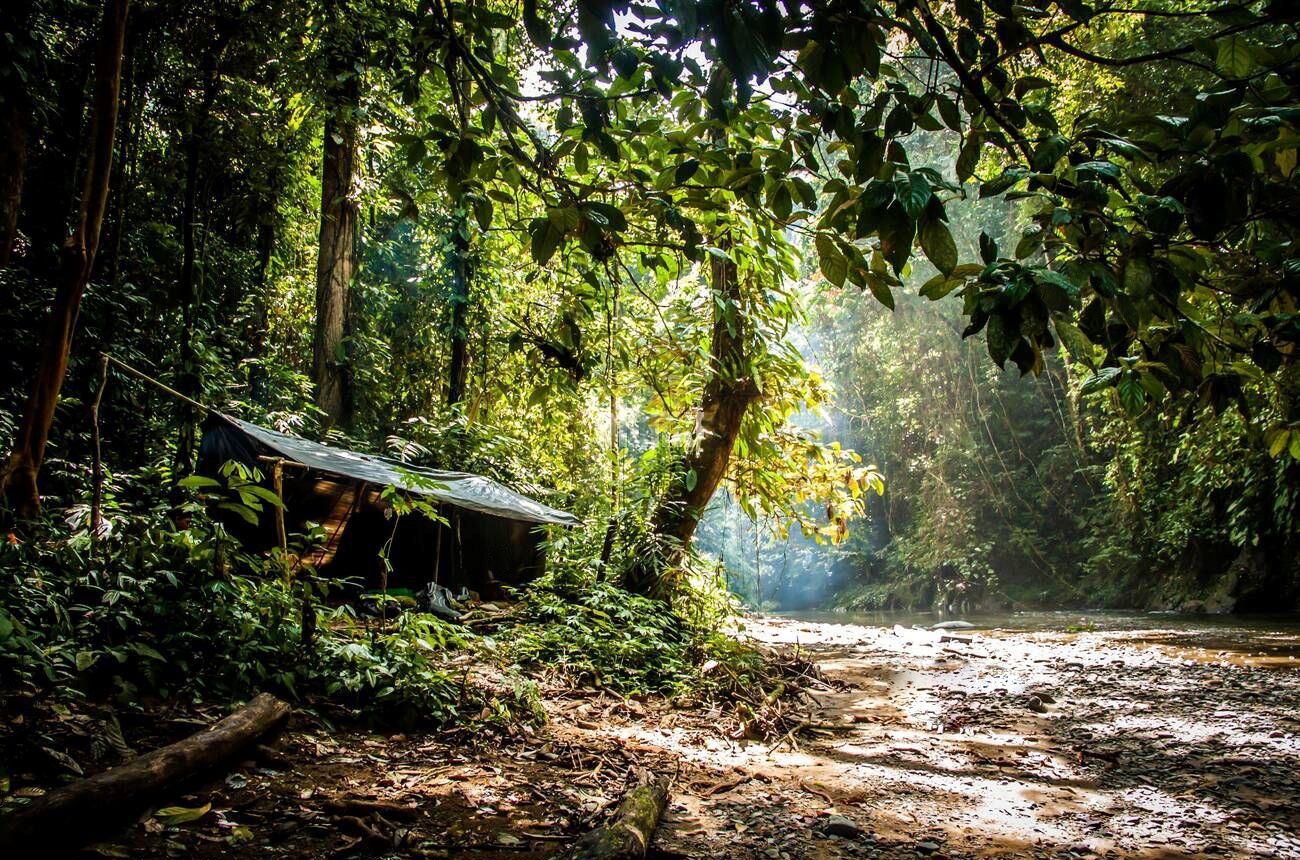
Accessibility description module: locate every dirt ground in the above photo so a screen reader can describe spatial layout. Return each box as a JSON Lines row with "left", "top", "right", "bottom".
{"left": 45, "top": 616, "right": 1300, "bottom": 859}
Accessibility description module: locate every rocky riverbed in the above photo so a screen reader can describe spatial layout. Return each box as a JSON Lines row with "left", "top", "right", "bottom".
{"left": 668, "top": 616, "right": 1300, "bottom": 859}
{"left": 44, "top": 615, "right": 1300, "bottom": 859}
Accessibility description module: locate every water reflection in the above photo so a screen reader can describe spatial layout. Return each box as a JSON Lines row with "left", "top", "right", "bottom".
{"left": 777, "top": 609, "right": 1300, "bottom": 668}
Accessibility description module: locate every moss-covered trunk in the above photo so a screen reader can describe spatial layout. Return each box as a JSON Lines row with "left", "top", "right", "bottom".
{"left": 313, "top": 4, "right": 359, "bottom": 431}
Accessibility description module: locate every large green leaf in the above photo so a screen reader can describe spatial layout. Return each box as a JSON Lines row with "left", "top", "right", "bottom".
{"left": 985, "top": 313, "right": 1014, "bottom": 367}
{"left": 919, "top": 218, "right": 958, "bottom": 275}
{"left": 816, "top": 233, "right": 849, "bottom": 286}
{"left": 1054, "top": 319, "right": 1096, "bottom": 368}
{"left": 956, "top": 134, "right": 982, "bottom": 183}
{"left": 1031, "top": 135, "right": 1069, "bottom": 172}
{"left": 530, "top": 220, "right": 565, "bottom": 265}
{"left": 155, "top": 803, "right": 212, "bottom": 827}
{"left": 1117, "top": 373, "right": 1148, "bottom": 415}
{"left": 877, "top": 205, "right": 915, "bottom": 273}
{"left": 1216, "top": 36, "right": 1255, "bottom": 78}
{"left": 895, "top": 172, "right": 932, "bottom": 219}
{"left": 1080, "top": 366, "right": 1122, "bottom": 395}
{"left": 864, "top": 272, "right": 895, "bottom": 310}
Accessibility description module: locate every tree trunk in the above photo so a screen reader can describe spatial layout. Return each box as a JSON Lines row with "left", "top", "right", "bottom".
{"left": 27, "top": 38, "right": 94, "bottom": 275}
{"left": 248, "top": 196, "right": 276, "bottom": 405}
{"left": 0, "top": 0, "right": 33, "bottom": 267}
{"left": 102, "top": 33, "right": 136, "bottom": 287}
{"left": 627, "top": 247, "right": 760, "bottom": 594}
{"left": 0, "top": 93, "right": 27, "bottom": 267}
{"left": 0, "top": 693, "right": 289, "bottom": 855}
{"left": 0, "top": 0, "right": 129, "bottom": 519}
{"left": 446, "top": 211, "right": 470, "bottom": 407}
{"left": 559, "top": 770, "right": 668, "bottom": 860}
{"left": 174, "top": 46, "right": 222, "bottom": 479}
{"left": 313, "top": 25, "right": 359, "bottom": 432}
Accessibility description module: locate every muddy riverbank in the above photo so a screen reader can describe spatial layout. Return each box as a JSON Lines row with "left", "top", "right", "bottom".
{"left": 50, "top": 615, "right": 1300, "bottom": 858}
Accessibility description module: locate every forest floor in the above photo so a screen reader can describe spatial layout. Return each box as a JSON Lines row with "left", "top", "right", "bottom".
{"left": 55, "top": 617, "right": 1300, "bottom": 859}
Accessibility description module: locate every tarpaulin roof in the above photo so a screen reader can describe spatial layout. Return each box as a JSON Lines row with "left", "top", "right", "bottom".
{"left": 214, "top": 414, "right": 580, "bottom": 527}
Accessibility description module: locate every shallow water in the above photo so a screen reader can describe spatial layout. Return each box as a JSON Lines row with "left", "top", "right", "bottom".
{"left": 779, "top": 609, "right": 1300, "bottom": 668}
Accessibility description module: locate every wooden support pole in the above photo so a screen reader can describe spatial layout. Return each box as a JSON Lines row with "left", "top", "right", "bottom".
{"left": 257, "top": 455, "right": 316, "bottom": 650}
{"left": 262, "top": 456, "right": 288, "bottom": 557}
{"left": 89, "top": 353, "right": 109, "bottom": 535}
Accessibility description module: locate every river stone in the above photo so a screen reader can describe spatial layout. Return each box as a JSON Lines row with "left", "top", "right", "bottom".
{"left": 931, "top": 620, "right": 975, "bottom": 630}
{"left": 822, "top": 814, "right": 863, "bottom": 839}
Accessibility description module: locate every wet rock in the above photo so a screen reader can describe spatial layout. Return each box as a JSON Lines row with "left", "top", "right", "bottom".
{"left": 822, "top": 814, "right": 863, "bottom": 839}
{"left": 916, "top": 840, "right": 941, "bottom": 854}
{"left": 1027, "top": 696, "right": 1047, "bottom": 713}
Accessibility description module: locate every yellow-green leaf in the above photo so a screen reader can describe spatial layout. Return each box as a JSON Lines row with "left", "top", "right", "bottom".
{"left": 154, "top": 803, "right": 211, "bottom": 826}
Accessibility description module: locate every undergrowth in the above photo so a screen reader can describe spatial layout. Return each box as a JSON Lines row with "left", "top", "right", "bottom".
{"left": 0, "top": 509, "right": 476, "bottom": 727}
{"left": 0, "top": 463, "right": 761, "bottom": 742}
{"left": 500, "top": 571, "right": 760, "bottom": 697}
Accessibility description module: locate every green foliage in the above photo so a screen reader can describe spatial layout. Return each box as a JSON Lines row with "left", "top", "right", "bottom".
{"left": 315, "top": 611, "right": 465, "bottom": 725}
{"left": 502, "top": 578, "right": 692, "bottom": 694}
{"left": 501, "top": 569, "right": 755, "bottom": 696}
{"left": 4, "top": 0, "right": 1300, "bottom": 716}
{"left": 0, "top": 508, "right": 468, "bottom": 725}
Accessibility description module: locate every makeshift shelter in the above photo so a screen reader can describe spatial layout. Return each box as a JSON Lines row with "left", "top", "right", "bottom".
{"left": 198, "top": 414, "right": 579, "bottom": 599}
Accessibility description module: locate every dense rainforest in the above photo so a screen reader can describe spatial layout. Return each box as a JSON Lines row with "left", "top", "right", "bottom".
{"left": 1, "top": 1, "right": 1299, "bottom": 858}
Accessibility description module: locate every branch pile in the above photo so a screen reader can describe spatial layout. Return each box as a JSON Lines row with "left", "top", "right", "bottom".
{"left": 706, "top": 647, "right": 846, "bottom": 744}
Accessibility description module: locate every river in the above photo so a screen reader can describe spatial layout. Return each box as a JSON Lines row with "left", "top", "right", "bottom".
{"left": 781, "top": 609, "right": 1300, "bottom": 669}
{"left": 723, "top": 612, "right": 1300, "bottom": 857}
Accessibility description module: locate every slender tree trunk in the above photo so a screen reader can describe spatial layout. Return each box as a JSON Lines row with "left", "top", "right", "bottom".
{"left": 102, "top": 36, "right": 136, "bottom": 286}
{"left": 446, "top": 212, "right": 470, "bottom": 408}
{"left": 627, "top": 245, "right": 760, "bottom": 594}
{"left": 248, "top": 186, "right": 276, "bottom": 405}
{"left": 174, "top": 48, "right": 222, "bottom": 479}
{"left": 0, "top": 46, "right": 31, "bottom": 265}
{"left": 0, "top": 0, "right": 129, "bottom": 518}
{"left": 1, "top": 0, "right": 40, "bottom": 265}
{"left": 313, "top": 28, "right": 359, "bottom": 432}
{"left": 26, "top": 39, "right": 93, "bottom": 275}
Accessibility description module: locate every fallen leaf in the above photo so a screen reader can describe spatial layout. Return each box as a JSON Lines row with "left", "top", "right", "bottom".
{"left": 154, "top": 802, "right": 212, "bottom": 826}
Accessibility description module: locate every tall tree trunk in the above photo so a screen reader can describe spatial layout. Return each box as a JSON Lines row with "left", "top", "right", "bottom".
{"left": 248, "top": 186, "right": 277, "bottom": 406}
{"left": 101, "top": 35, "right": 136, "bottom": 286}
{"left": 446, "top": 211, "right": 470, "bottom": 408}
{"left": 25, "top": 37, "right": 93, "bottom": 275}
{"left": 626, "top": 246, "right": 760, "bottom": 595}
{"left": 1, "top": 0, "right": 40, "bottom": 266}
{"left": 174, "top": 47, "right": 222, "bottom": 479}
{"left": 0, "top": 0, "right": 129, "bottom": 518}
{"left": 0, "top": 12, "right": 32, "bottom": 265}
{"left": 0, "top": 87, "right": 27, "bottom": 267}
{"left": 313, "top": 27, "right": 359, "bottom": 432}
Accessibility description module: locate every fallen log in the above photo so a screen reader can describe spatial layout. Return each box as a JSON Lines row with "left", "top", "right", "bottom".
{"left": 560, "top": 769, "right": 669, "bottom": 860}
{"left": 0, "top": 692, "right": 290, "bottom": 854}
